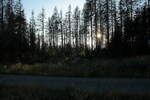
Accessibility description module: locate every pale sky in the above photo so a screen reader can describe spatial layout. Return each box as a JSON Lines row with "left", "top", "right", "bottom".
{"left": 22, "top": 0, "right": 85, "bottom": 20}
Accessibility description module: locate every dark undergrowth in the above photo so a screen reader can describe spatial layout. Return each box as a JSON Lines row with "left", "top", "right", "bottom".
{"left": 0, "top": 85, "right": 150, "bottom": 100}
{"left": 0, "top": 55, "right": 150, "bottom": 78}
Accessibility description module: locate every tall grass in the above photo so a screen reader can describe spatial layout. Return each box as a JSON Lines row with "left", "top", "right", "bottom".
{"left": 0, "top": 55, "right": 150, "bottom": 78}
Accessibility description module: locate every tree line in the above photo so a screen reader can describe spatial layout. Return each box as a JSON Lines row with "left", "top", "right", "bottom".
{"left": 0, "top": 0, "right": 150, "bottom": 63}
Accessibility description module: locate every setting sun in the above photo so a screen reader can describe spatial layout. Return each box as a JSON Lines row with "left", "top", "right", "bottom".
{"left": 97, "top": 33, "right": 101, "bottom": 39}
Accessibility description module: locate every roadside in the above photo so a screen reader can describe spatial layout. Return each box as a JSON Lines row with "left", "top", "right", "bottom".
{"left": 0, "top": 74, "right": 150, "bottom": 94}
{"left": 0, "top": 56, "right": 150, "bottom": 78}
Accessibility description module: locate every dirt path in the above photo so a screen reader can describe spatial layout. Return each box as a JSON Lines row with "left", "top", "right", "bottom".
{"left": 0, "top": 74, "right": 150, "bottom": 94}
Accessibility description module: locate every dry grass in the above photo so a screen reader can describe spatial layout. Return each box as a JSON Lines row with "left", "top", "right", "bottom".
{"left": 0, "top": 55, "right": 150, "bottom": 78}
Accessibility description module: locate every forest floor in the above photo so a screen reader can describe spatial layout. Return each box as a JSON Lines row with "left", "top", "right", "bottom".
{"left": 0, "top": 55, "right": 150, "bottom": 78}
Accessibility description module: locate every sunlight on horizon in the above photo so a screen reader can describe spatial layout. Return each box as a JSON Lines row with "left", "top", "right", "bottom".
{"left": 97, "top": 33, "right": 102, "bottom": 39}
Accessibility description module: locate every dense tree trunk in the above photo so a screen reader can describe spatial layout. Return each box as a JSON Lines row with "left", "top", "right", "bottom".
{"left": 68, "top": 5, "right": 72, "bottom": 46}
{"left": 0, "top": 0, "right": 4, "bottom": 32}
{"left": 106, "top": 0, "right": 110, "bottom": 47}
{"left": 94, "top": 0, "right": 98, "bottom": 48}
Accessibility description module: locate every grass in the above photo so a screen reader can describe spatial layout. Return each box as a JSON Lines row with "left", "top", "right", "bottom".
{"left": 0, "top": 85, "right": 150, "bottom": 100}
{"left": 0, "top": 55, "right": 150, "bottom": 78}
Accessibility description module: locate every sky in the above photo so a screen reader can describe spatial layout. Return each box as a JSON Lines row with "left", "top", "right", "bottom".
{"left": 22, "top": 0, "right": 85, "bottom": 20}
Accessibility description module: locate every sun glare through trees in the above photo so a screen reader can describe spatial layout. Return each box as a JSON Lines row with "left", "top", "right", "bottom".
{"left": 0, "top": 0, "right": 150, "bottom": 99}
{"left": 0, "top": 0, "right": 150, "bottom": 62}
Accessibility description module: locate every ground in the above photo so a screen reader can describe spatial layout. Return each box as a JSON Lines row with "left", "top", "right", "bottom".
{"left": 1, "top": 86, "right": 150, "bottom": 100}
{"left": 0, "top": 56, "right": 150, "bottom": 100}
{"left": 0, "top": 75, "right": 150, "bottom": 100}
{"left": 0, "top": 55, "right": 150, "bottom": 78}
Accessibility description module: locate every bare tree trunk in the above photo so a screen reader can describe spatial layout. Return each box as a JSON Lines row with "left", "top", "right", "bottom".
{"left": 60, "top": 13, "right": 63, "bottom": 48}
{"left": 68, "top": 5, "right": 72, "bottom": 46}
{"left": 130, "top": 0, "right": 133, "bottom": 49}
{"left": 53, "top": 29, "right": 55, "bottom": 47}
{"left": 0, "top": 0, "right": 4, "bottom": 32}
{"left": 84, "top": 33, "right": 87, "bottom": 48}
{"left": 94, "top": 0, "right": 98, "bottom": 48}
{"left": 106, "top": 0, "right": 110, "bottom": 47}
{"left": 110, "top": 0, "right": 114, "bottom": 39}
{"left": 91, "top": 16, "right": 93, "bottom": 50}
{"left": 99, "top": 0, "right": 103, "bottom": 48}
{"left": 65, "top": 26, "right": 67, "bottom": 48}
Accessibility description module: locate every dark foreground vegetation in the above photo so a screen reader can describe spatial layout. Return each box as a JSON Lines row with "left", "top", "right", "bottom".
{"left": 1, "top": 55, "right": 150, "bottom": 78}
{"left": 0, "top": 85, "right": 150, "bottom": 100}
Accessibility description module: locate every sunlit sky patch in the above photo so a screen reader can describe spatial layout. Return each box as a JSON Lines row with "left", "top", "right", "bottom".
{"left": 22, "top": 0, "right": 85, "bottom": 20}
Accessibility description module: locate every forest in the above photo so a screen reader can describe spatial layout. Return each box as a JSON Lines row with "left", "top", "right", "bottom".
{"left": 0, "top": 0, "right": 150, "bottom": 63}
{"left": 1, "top": 1, "right": 150, "bottom": 99}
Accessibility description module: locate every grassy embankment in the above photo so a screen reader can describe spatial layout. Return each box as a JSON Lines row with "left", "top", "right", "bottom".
{"left": 0, "top": 55, "right": 150, "bottom": 78}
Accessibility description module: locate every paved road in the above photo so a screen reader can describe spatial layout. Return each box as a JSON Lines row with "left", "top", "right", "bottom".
{"left": 0, "top": 75, "right": 150, "bottom": 94}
